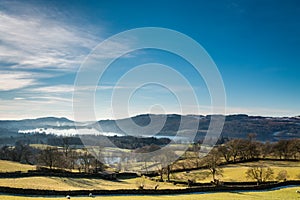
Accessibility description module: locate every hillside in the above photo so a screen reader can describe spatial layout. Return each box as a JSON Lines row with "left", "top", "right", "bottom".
{"left": 0, "top": 114, "right": 299, "bottom": 145}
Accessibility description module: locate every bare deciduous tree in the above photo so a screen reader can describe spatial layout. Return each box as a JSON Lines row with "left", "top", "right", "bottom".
{"left": 78, "top": 149, "right": 94, "bottom": 173}
{"left": 38, "top": 147, "right": 61, "bottom": 169}
{"left": 204, "top": 148, "right": 223, "bottom": 184}
{"left": 246, "top": 165, "right": 274, "bottom": 184}
{"left": 218, "top": 145, "right": 232, "bottom": 163}
{"left": 153, "top": 148, "right": 177, "bottom": 181}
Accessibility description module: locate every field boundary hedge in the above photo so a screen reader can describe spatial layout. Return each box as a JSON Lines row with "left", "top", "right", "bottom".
{"left": 0, "top": 171, "right": 137, "bottom": 180}
{"left": 0, "top": 180, "right": 299, "bottom": 196}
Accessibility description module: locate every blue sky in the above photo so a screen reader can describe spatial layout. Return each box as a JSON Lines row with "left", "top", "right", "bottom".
{"left": 0, "top": 0, "right": 299, "bottom": 120}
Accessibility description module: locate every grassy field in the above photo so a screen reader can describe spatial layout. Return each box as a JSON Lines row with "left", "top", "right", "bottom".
{"left": 0, "top": 160, "right": 299, "bottom": 199}
{"left": 0, "top": 186, "right": 299, "bottom": 200}
{"left": 0, "top": 160, "right": 36, "bottom": 172}
{"left": 0, "top": 160, "right": 299, "bottom": 191}
{"left": 173, "top": 160, "right": 300, "bottom": 182}
{"left": 0, "top": 176, "right": 183, "bottom": 190}
{"left": 0, "top": 160, "right": 182, "bottom": 190}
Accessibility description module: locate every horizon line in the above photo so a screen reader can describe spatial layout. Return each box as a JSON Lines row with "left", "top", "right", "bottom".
{"left": 0, "top": 112, "right": 299, "bottom": 122}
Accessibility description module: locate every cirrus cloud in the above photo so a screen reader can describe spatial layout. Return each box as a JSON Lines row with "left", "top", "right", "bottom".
{"left": 0, "top": 71, "right": 38, "bottom": 91}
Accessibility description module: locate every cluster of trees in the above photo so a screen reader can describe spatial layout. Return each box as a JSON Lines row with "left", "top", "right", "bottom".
{"left": 134, "top": 145, "right": 177, "bottom": 182}
{"left": 215, "top": 136, "right": 300, "bottom": 163}
{"left": 109, "top": 136, "right": 170, "bottom": 149}
{"left": 40, "top": 146, "right": 104, "bottom": 173}
{"left": 245, "top": 166, "right": 291, "bottom": 184}
{"left": 153, "top": 136, "right": 300, "bottom": 183}
{"left": 0, "top": 141, "right": 37, "bottom": 164}
{"left": 193, "top": 136, "right": 300, "bottom": 184}
{"left": 0, "top": 139, "right": 104, "bottom": 173}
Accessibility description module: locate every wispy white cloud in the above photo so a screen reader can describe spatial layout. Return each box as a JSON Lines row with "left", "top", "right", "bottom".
{"left": 0, "top": 97, "right": 73, "bottom": 120}
{"left": 0, "top": 0, "right": 135, "bottom": 95}
{"left": 28, "top": 96, "right": 72, "bottom": 103}
{"left": 0, "top": 1, "right": 135, "bottom": 71}
{"left": 0, "top": 10, "right": 98, "bottom": 70}
{"left": 13, "top": 97, "right": 25, "bottom": 100}
{"left": 29, "top": 84, "right": 129, "bottom": 94}
{"left": 0, "top": 71, "right": 38, "bottom": 91}
{"left": 30, "top": 85, "right": 75, "bottom": 94}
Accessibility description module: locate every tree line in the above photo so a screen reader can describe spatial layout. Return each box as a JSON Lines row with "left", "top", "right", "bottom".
{"left": 0, "top": 138, "right": 105, "bottom": 173}
{"left": 214, "top": 135, "right": 300, "bottom": 162}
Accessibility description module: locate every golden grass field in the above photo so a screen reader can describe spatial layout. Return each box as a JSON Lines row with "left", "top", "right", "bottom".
{"left": 0, "top": 159, "right": 299, "bottom": 200}
{"left": 0, "top": 160, "right": 36, "bottom": 172}
{"left": 173, "top": 160, "right": 300, "bottom": 182}
{"left": 0, "top": 176, "right": 183, "bottom": 190}
{"left": 0, "top": 160, "right": 299, "bottom": 191}
{"left": 0, "top": 186, "right": 299, "bottom": 200}
{"left": 0, "top": 160, "right": 182, "bottom": 190}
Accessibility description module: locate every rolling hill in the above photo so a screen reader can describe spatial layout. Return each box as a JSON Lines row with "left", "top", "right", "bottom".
{"left": 0, "top": 114, "right": 299, "bottom": 145}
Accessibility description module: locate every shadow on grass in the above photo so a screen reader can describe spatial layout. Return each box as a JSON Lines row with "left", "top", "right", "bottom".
{"left": 48, "top": 177, "right": 133, "bottom": 190}
{"left": 228, "top": 191, "right": 259, "bottom": 197}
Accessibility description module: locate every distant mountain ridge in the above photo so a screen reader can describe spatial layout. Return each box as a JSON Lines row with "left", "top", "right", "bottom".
{"left": 0, "top": 117, "right": 74, "bottom": 131}
{"left": 0, "top": 114, "right": 299, "bottom": 142}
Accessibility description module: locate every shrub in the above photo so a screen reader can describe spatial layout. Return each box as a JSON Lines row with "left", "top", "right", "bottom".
{"left": 276, "top": 170, "right": 289, "bottom": 181}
